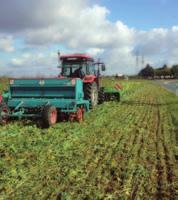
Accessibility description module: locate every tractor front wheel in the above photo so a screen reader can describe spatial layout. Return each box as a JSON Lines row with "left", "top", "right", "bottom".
{"left": 42, "top": 106, "right": 57, "bottom": 128}
{"left": 0, "top": 104, "right": 9, "bottom": 125}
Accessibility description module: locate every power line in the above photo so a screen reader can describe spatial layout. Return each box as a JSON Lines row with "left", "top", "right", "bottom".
{"left": 136, "top": 51, "right": 146, "bottom": 73}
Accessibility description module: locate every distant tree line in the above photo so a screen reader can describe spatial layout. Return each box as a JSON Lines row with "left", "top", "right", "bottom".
{"left": 138, "top": 64, "right": 178, "bottom": 79}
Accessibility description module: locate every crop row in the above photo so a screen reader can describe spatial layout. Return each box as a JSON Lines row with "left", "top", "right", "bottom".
{"left": 0, "top": 79, "right": 177, "bottom": 199}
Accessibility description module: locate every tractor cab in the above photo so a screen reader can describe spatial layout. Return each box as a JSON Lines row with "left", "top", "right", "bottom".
{"left": 59, "top": 54, "right": 96, "bottom": 78}
{"left": 59, "top": 54, "right": 105, "bottom": 80}
{"left": 59, "top": 53, "right": 106, "bottom": 108}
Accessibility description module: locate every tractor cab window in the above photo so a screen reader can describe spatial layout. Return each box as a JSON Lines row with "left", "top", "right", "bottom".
{"left": 61, "top": 63, "right": 87, "bottom": 78}
{"left": 61, "top": 66, "right": 71, "bottom": 77}
{"left": 61, "top": 58, "right": 95, "bottom": 78}
{"left": 86, "top": 61, "right": 96, "bottom": 75}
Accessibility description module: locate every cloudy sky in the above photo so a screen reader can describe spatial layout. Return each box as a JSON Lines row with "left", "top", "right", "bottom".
{"left": 0, "top": 0, "right": 178, "bottom": 77}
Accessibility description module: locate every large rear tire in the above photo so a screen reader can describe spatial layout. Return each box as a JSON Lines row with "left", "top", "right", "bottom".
{"left": 98, "top": 87, "right": 105, "bottom": 104}
{"left": 84, "top": 83, "right": 98, "bottom": 109}
{"left": 41, "top": 106, "right": 57, "bottom": 128}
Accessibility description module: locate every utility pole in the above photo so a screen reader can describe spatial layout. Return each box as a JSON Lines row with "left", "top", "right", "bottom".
{"left": 136, "top": 50, "right": 139, "bottom": 75}
{"left": 142, "top": 54, "right": 145, "bottom": 69}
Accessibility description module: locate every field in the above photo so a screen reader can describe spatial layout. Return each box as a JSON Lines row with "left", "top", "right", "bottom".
{"left": 0, "top": 78, "right": 177, "bottom": 199}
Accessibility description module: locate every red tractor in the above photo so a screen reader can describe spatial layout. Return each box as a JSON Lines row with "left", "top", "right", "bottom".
{"left": 59, "top": 53, "right": 107, "bottom": 108}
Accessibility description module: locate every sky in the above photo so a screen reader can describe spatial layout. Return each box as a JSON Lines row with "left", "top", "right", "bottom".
{"left": 94, "top": 0, "right": 178, "bottom": 29}
{"left": 0, "top": 0, "right": 178, "bottom": 77}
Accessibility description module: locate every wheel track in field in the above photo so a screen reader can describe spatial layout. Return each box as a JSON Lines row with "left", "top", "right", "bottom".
{"left": 113, "top": 87, "right": 162, "bottom": 199}
{"left": 160, "top": 108, "right": 175, "bottom": 200}
{"left": 154, "top": 103, "right": 175, "bottom": 200}
{"left": 129, "top": 102, "right": 155, "bottom": 200}
{"left": 102, "top": 92, "right": 154, "bottom": 198}
{"left": 103, "top": 108, "right": 147, "bottom": 195}
{"left": 131, "top": 92, "right": 173, "bottom": 199}
{"left": 139, "top": 101, "right": 158, "bottom": 199}
{"left": 129, "top": 87, "right": 173, "bottom": 199}
{"left": 165, "top": 108, "right": 176, "bottom": 199}
{"left": 157, "top": 107, "right": 168, "bottom": 200}
{"left": 166, "top": 112, "right": 177, "bottom": 199}
{"left": 92, "top": 97, "right": 147, "bottom": 171}
{"left": 131, "top": 94, "right": 161, "bottom": 199}
{"left": 117, "top": 95, "right": 155, "bottom": 199}
{"left": 92, "top": 104, "right": 148, "bottom": 198}
{"left": 136, "top": 98, "right": 155, "bottom": 159}
{"left": 140, "top": 100, "right": 163, "bottom": 200}
{"left": 149, "top": 96, "right": 163, "bottom": 200}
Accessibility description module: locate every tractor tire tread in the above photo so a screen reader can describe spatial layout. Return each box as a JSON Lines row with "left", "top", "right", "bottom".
{"left": 84, "top": 83, "right": 98, "bottom": 109}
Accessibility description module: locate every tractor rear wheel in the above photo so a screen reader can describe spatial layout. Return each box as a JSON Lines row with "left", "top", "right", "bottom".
{"left": 0, "top": 104, "right": 9, "bottom": 125}
{"left": 98, "top": 87, "right": 105, "bottom": 104}
{"left": 84, "top": 83, "right": 98, "bottom": 109}
{"left": 41, "top": 106, "right": 57, "bottom": 128}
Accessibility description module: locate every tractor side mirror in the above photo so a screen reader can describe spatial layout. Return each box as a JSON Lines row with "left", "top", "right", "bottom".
{"left": 101, "top": 64, "right": 106, "bottom": 71}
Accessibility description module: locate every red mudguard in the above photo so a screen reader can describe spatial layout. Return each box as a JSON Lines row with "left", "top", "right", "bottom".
{"left": 83, "top": 75, "right": 97, "bottom": 83}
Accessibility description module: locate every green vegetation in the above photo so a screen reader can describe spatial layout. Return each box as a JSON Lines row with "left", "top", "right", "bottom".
{"left": 0, "top": 78, "right": 177, "bottom": 199}
{"left": 138, "top": 64, "right": 178, "bottom": 78}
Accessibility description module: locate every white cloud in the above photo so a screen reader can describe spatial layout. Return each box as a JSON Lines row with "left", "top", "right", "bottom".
{"left": 5, "top": 52, "right": 58, "bottom": 77}
{"left": 87, "top": 48, "right": 105, "bottom": 57}
{"left": 0, "top": 0, "right": 86, "bottom": 32}
{"left": 133, "top": 27, "right": 178, "bottom": 67}
{"left": 0, "top": 0, "right": 178, "bottom": 76}
{"left": 18, "top": 2, "right": 134, "bottom": 51}
{"left": 0, "top": 35, "right": 14, "bottom": 52}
